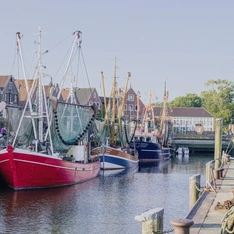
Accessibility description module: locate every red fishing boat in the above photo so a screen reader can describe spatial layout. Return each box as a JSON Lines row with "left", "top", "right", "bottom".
{"left": 0, "top": 28, "right": 100, "bottom": 190}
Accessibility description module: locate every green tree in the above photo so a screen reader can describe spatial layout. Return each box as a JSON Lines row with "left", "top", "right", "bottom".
{"left": 200, "top": 79, "right": 234, "bottom": 126}
{"left": 170, "top": 93, "right": 202, "bottom": 107}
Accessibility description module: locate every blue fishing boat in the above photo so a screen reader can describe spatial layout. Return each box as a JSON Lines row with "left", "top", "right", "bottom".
{"left": 130, "top": 86, "right": 171, "bottom": 162}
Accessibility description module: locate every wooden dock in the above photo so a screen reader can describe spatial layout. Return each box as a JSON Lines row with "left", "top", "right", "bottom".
{"left": 186, "top": 159, "right": 234, "bottom": 233}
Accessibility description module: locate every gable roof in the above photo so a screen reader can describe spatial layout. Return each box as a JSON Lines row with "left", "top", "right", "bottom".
{"left": 61, "top": 88, "right": 71, "bottom": 101}
{"left": 14, "top": 79, "right": 35, "bottom": 102}
{"left": 0, "top": 75, "right": 10, "bottom": 89}
{"left": 75, "top": 88, "right": 95, "bottom": 105}
{"left": 155, "top": 107, "right": 214, "bottom": 118}
{"left": 15, "top": 80, "right": 52, "bottom": 102}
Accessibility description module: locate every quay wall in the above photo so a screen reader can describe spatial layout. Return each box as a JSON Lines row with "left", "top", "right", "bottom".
{"left": 171, "top": 134, "right": 231, "bottom": 153}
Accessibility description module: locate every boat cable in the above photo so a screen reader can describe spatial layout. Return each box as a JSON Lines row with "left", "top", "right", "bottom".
{"left": 123, "top": 117, "right": 138, "bottom": 145}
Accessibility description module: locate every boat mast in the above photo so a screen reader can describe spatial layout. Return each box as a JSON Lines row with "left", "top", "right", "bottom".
{"left": 111, "top": 57, "right": 117, "bottom": 145}
{"left": 140, "top": 90, "right": 157, "bottom": 134}
{"left": 15, "top": 32, "right": 37, "bottom": 138}
{"left": 160, "top": 80, "right": 169, "bottom": 135}
{"left": 101, "top": 71, "right": 108, "bottom": 120}
{"left": 118, "top": 72, "right": 130, "bottom": 119}
{"left": 37, "top": 27, "right": 44, "bottom": 142}
{"left": 57, "top": 30, "right": 82, "bottom": 99}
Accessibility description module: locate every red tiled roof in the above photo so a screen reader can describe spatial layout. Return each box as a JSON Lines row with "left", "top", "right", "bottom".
{"left": 14, "top": 79, "right": 35, "bottom": 102}
{"left": 0, "top": 76, "right": 10, "bottom": 88}
{"left": 61, "top": 88, "right": 70, "bottom": 101}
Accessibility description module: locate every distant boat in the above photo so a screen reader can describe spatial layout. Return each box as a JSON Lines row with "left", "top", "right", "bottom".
{"left": 176, "top": 147, "right": 189, "bottom": 155}
{"left": 130, "top": 85, "right": 171, "bottom": 162}
{"left": 0, "top": 29, "right": 100, "bottom": 190}
{"left": 91, "top": 58, "right": 139, "bottom": 170}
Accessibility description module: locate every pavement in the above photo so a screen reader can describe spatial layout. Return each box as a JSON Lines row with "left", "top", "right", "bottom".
{"left": 186, "top": 158, "right": 234, "bottom": 234}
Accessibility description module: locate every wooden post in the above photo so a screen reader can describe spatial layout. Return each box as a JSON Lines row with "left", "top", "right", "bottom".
{"left": 214, "top": 118, "right": 223, "bottom": 169}
{"left": 189, "top": 174, "right": 200, "bottom": 209}
{"left": 205, "top": 160, "right": 214, "bottom": 186}
{"left": 135, "top": 208, "right": 164, "bottom": 234}
{"left": 170, "top": 219, "right": 194, "bottom": 234}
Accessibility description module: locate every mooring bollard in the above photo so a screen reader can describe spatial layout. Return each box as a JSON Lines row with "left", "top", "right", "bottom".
{"left": 170, "top": 218, "right": 194, "bottom": 234}
{"left": 135, "top": 208, "right": 164, "bottom": 234}
{"left": 214, "top": 118, "right": 223, "bottom": 169}
{"left": 189, "top": 174, "right": 201, "bottom": 209}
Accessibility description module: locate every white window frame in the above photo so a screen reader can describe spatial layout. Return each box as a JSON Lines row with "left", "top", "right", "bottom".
{"left": 128, "top": 94, "right": 134, "bottom": 101}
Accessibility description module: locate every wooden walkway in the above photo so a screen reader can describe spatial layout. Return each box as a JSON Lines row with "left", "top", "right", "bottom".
{"left": 186, "top": 159, "right": 234, "bottom": 233}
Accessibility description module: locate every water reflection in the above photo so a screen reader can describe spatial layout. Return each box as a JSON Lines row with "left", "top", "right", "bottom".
{"left": 173, "top": 154, "right": 190, "bottom": 164}
{"left": 0, "top": 178, "right": 100, "bottom": 234}
{"left": 99, "top": 167, "right": 138, "bottom": 177}
{"left": 138, "top": 159, "right": 171, "bottom": 173}
{"left": 0, "top": 153, "right": 214, "bottom": 234}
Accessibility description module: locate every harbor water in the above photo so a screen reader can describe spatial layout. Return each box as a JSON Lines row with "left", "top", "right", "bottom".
{"left": 0, "top": 153, "right": 213, "bottom": 234}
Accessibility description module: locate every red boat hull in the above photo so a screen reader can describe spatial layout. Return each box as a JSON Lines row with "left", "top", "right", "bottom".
{"left": 0, "top": 145, "right": 100, "bottom": 190}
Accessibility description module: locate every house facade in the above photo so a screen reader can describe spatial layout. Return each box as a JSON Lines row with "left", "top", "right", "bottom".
{"left": 0, "top": 75, "right": 20, "bottom": 108}
{"left": 124, "top": 86, "right": 145, "bottom": 122}
{"left": 74, "top": 88, "right": 102, "bottom": 108}
{"left": 154, "top": 107, "right": 214, "bottom": 134}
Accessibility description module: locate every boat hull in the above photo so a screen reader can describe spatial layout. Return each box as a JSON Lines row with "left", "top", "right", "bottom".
{"left": 91, "top": 146, "right": 139, "bottom": 170}
{"left": 0, "top": 145, "right": 100, "bottom": 190}
{"left": 131, "top": 142, "right": 170, "bottom": 162}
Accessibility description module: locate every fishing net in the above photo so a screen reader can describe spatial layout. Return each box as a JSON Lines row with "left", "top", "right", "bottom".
{"left": 51, "top": 101, "right": 95, "bottom": 152}
{"left": 6, "top": 108, "right": 34, "bottom": 147}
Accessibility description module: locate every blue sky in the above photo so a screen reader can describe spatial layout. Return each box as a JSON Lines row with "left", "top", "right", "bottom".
{"left": 1, "top": 1, "right": 234, "bottom": 104}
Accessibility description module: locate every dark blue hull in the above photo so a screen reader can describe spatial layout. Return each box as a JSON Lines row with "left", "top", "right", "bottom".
{"left": 130, "top": 142, "right": 170, "bottom": 162}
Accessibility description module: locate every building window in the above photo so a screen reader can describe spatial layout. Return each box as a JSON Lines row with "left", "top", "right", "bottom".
{"left": 89, "top": 101, "right": 93, "bottom": 106}
{"left": 125, "top": 104, "right": 127, "bottom": 111}
{"left": 128, "top": 94, "right": 134, "bottom": 101}
{"left": 135, "top": 105, "right": 138, "bottom": 111}
{"left": 129, "top": 105, "right": 133, "bottom": 111}
{"left": 14, "top": 94, "right": 18, "bottom": 103}
{"left": 9, "top": 81, "right": 12, "bottom": 91}
{"left": 8, "top": 93, "right": 11, "bottom": 103}
{"left": 93, "top": 92, "right": 96, "bottom": 98}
